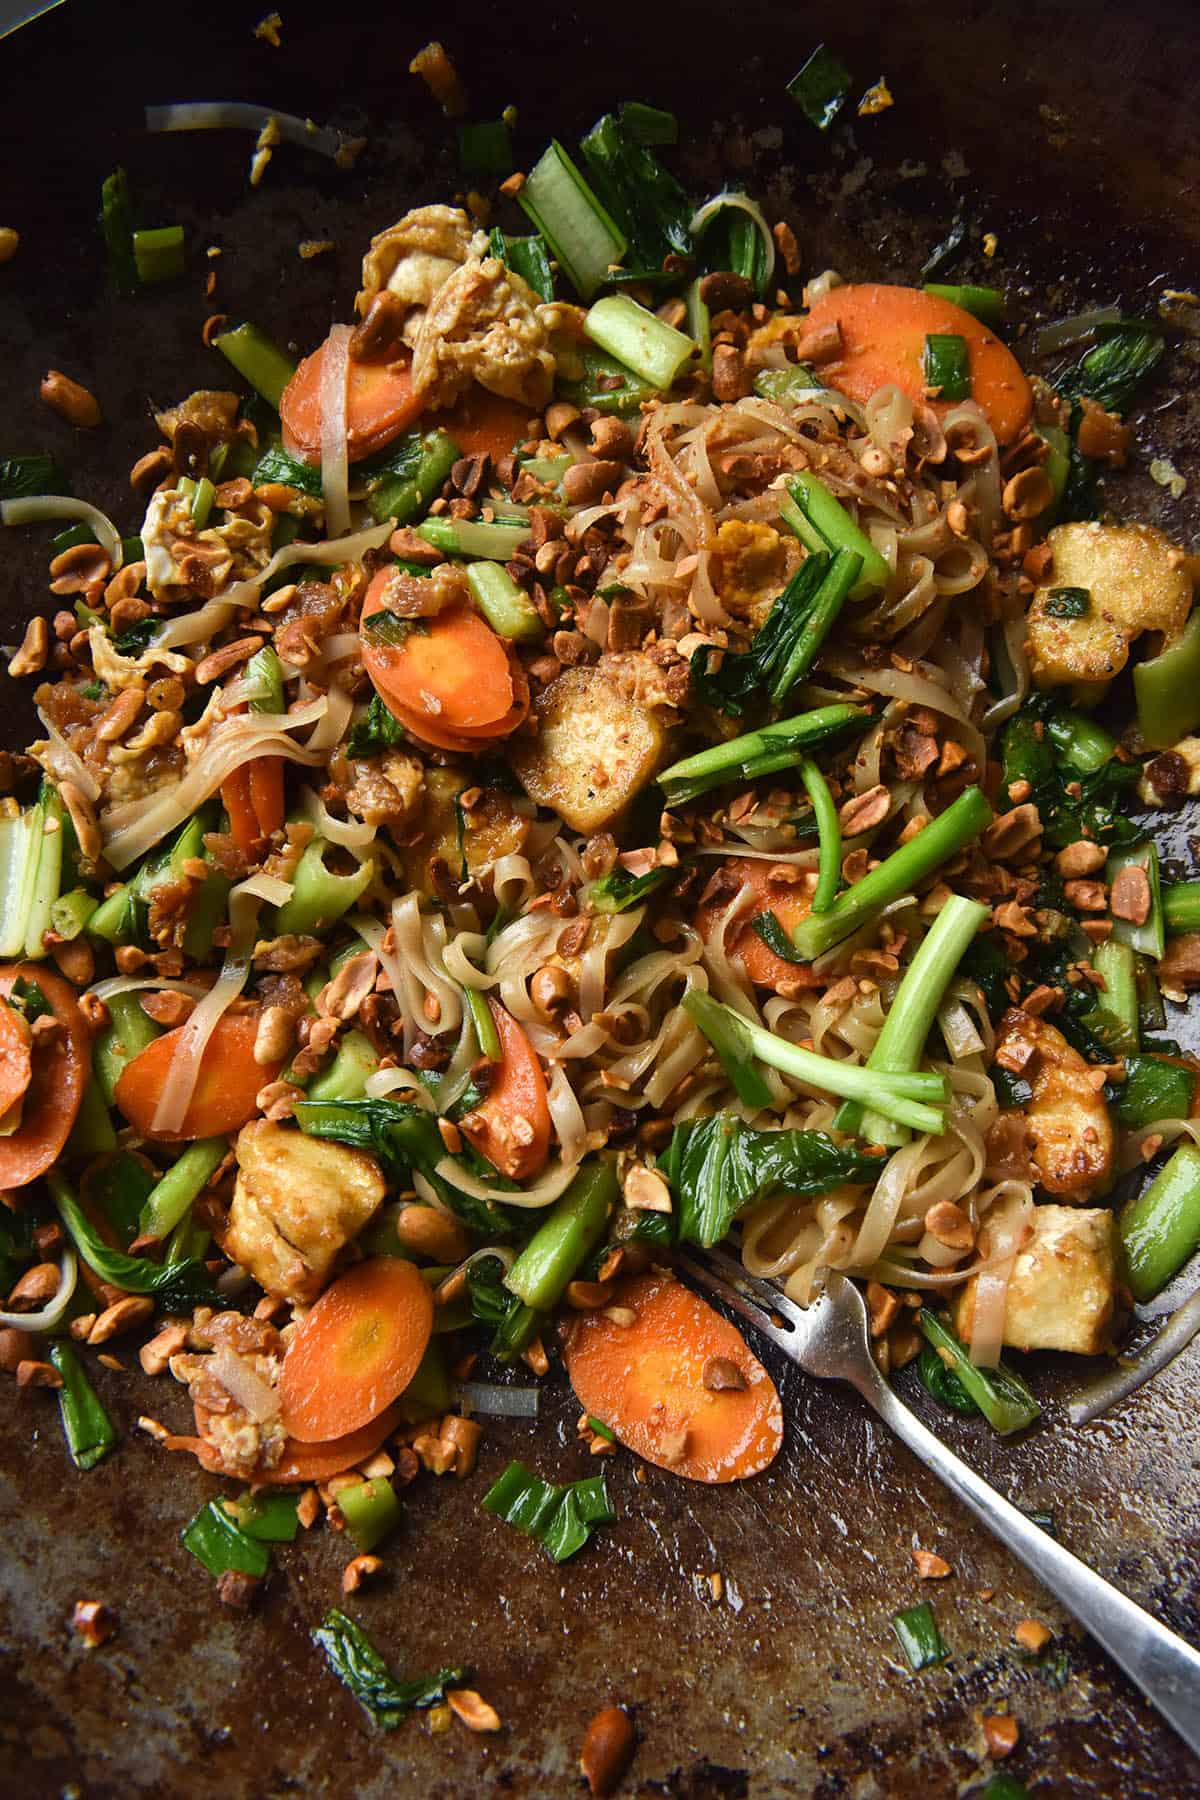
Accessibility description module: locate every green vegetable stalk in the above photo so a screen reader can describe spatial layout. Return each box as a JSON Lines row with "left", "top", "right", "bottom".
{"left": 93, "top": 990, "right": 160, "bottom": 1106}
{"left": 918, "top": 1310, "right": 1041, "bottom": 1435}
{"left": 658, "top": 702, "right": 868, "bottom": 805}
{"left": 1164, "top": 881, "right": 1200, "bottom": 935}
{"left": 312, "top": 1609, "right": 466, "bottom": 1729}
{"left": 304, "top": 1029, "right": 379, "bottom": 1103}
{"left": 799, "top": 760, "right": 841, "bottom": 913}
{"left": 466, "top": 560, "right": 543, "bottom": 642}
{"left": 505, "top": 1164, "right": 617, "bottom": 1311}
{"left": 780, "top": 474, "right": 890, "bottom": 598}
{"left": 1120, "top": 1142, "right": 1200, "bottom": 1302}
{"left": 337, "top": 1476, "right": 403, "bottom": 1552}
{"left": 213, "top": 322, "right": 296, "bottom": 411}
{"left": 49, "top": 1342, "right": 117, "bottom": 1470}
{"left": 273, "top": 837, "right": 374, "bottom": 937}
{"left": 137, "top": 1138, "right": 227, "bottom": 1244}
{"left": 1135, "top": 609, "right": 1200, "bottom": 749}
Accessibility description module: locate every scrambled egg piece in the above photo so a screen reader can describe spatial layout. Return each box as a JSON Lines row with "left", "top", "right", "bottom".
{"left": 356, "top": 203, "right": 487, "bottom": 326}
{"left": 510, "top": 666, "right": 666, "bottom": 833}
{"left": 988, "top": 1008, "right": 1113, "bottom": 1199}
{"left": 411, "top": 256, "right": 557, "bottom": 410}
{"left": 141, "top": 488, "right": 274, "bottom": 601}
{"left": 224, "top": 1120, "right": 385, "bottom": 1303}
{"left": 953, "top": 1204, "right": 1117, "bottom": 1355}
{"left": 88, "top": 627, "right": 191, "bottom": 694}
{"left": 1028, "top": 521, "right": 1192, "bottom": 699}
{"left": 710, "top": 519, "right": 797, "bottom": 622}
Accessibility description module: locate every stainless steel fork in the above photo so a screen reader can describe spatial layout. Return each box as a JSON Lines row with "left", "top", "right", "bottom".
{"left": 678, "top": 1248, "right": 1200, "bottom": 1761}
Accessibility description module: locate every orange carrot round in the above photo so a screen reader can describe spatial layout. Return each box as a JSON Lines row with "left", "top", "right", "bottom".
{"left": 428, "top": 389, "right": 531, "bottom": 461}
{"left": 563, "top": 1269, "right": 783, "bottom": 1482}
{"left": 0, "top": 1000, "right": 32, "bottom": 1122}
{"left": 804, "top": 283, "right": 1033, "bottom": 445}
{"left": 172, "top": 1401, "right": 404, "bottom": 1484}
{"left": 361, "top": 603, "right": 515, "bottom": 731}
{"left": 695, "top": 858, "right": 822, "bottom": 995}
{"left": 280, "top": 336, "right": 426, "bottom": 464}
{"left": 114, "top": 1011, "right": 282, "bottom": 1142}
{"left": 459, "top": 998, "right": 551, "bottom": 1182}
{"left": 278, "top": 1257, "right": 434, "bottom": 1443}
{"left": 0, "top": 964, "right": 89, "bottom": 1188}
{"left": 383, "top": 658, "right": 531, "bottom": 752}
{"left": 248, "top": 755, "right": 285, "bottom": 841}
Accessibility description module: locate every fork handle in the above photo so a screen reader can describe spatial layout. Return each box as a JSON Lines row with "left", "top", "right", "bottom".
{"left": 857, "top": 1368, "right": 1200, "bottom": 1759}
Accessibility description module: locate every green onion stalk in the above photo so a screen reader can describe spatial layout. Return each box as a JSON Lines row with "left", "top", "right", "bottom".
{"left": 658, "top": 703, "right": 868, "bottom": 806}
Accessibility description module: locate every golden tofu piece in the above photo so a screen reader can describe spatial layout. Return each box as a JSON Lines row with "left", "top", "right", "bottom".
{"left": 1029, "top": 521, "right": 1192, "bottom": 697}
{"left": 992, "top": 1008, "right": 1113, "bottom": 1199}
{"left": 954, "top": 1204, "right": 1116, "bottom": 1355}
{"left": 510, "top": 666, "right": 666, "bottom": 833}
{"left": 225, "top": 1120, "right": 385, "bottom": 1303}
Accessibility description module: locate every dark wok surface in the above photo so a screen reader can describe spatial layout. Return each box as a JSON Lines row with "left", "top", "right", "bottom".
{"left": 2, "top": 3, "right": 1200, "bottom": 1794}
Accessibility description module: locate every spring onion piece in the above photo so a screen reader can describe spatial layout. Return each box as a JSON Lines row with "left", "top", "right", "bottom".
{"left": 488, "top": 227, "right": 554, "bottom": 303}
{"left": 779, "top": 474, "right": 890, "bottom": 599}
{"left": 691, "top": 192, "right": 775, "bottom": 297}
{"left": 458, "top": 118, "right": 512, "bottom": 178}
{"left": 49, "top": 1342, "right": 118, "bottom": 1471}
{"left": 133, "top": 225, "right": 185, "bottom": 284}
{"left": 684, "top": 990, "right": 947, "bottom": 1132}
{"left": 1042, "top": 705, "right": 1118, "bottom": 776}
{"left": 1031, "top": 306, "right": 1124, "bottom": 356}
{"left": 791, "top": 787, "right": 993, "bottom": 962}
{"left": 100, "top": 167, "right": 138, "bottom": 296}
{"left": 273, "top": 836, "right": 373, "bottom": 937}
{"left": 0, "top": 1248, "right": 77, "bottom": 1333}
{"left": 922, "top": 283, "right": 1004, "bottom": 327}
{"left": 64, "top": 1078, "right": 118, "bottom": 1157}
{"left": 212, "top": 322, "right": 296, "bottom": 411}
{"left": 620, "top": 101, "right": 678, "bottom": 145}
{"left": 518, "top": 140, "right": 626, "bottom": 301}
{"left": 658, "top": 702, "right": 868, "bottom": 806}
{"left": 0, "top": 455, "right": 69, "bottom": 500}
{"left": 137, "top": 1137, "right": 227, "bottom": 1244}
{"left": 1090, "top": 939, "right": 1139, "bottom": 1053}
{"left": 337, "top": 1476, "right": 403, "bottom": 1552}
{"left": 465, "top": 560, "right": 543, "bottom": 641}
{"left": 753, "top": 366, "right": 822, "bottom": 407}
{"left": 923, "top": 332, "right": 971, "bottom": 402}
{"left": 1134, "top": 607, "right": 1200, "bottom": 749}
{"left": 686, "top": 276, "right": 712, "bottom": 373}
{"left": 244, "top": 644, "right": 285, "bottom": 714}
{"left": 416, "top": 515, "right": 529, "bottom": 561}
{"left": 584, "top": 294, "right": 695, "bottom": 391}
{"left": 918, "top": 1311, "right": 1041, "bottom": 1435}
{"left": 799, "top": 761, "right": 840, "bottom": 913}
{"left": 145, "top": 102, "right": 348, "bottom": 163}
{"left": 1110, "top": 1055, "right": 1196, "bottom": 1131}
{"left": 505, "top": 1164, "right": 617, "bottom": 1311}
{"left": 1164, "top": 882, "right": 1200, "bottom": 935}
{"left": 189, "top": 475, "right": 215, "bottom": 530}
{"left": 49, "top": 886, "right": 100, "bottom": 946}
{"left": 916, "top": 1342, "right": 979, "bottom": 1416}
{"left": 2, "top": 495, "right": 123, "bottom": 569}
{"left": 891, "top": 1601, "right": 950, "bottom": 1672}
{"left": 462, "top": 986, "right": 501, "bottom": 1062}
{"left": 182, "top": 1499, "right": 271, "bottom": 1579}
{"left": 588, "top": 864, "right": 675, "bottom": 913}
{"left": 1120, "top": 1143, "right": 1200, "bottom": 1303}
{"left": 312, "top": 1609, "right": 467, "bottom": 1729}
{"left": 837, "top": 895, "right": 988, "bottom": 1145}
{"left": 559, "top": 346, "right": 657, "bottom": 418}
{"left": 1069, "top": 1287, "right": 1200, "bottom": 1425}
{"left": 1107, "top": 840, "right": 1164, "bottom": 961}
{"left": 482, "top": 1461, "right": 615, "bottom": 1562}
{"left": 455, "top": 1381, "right": 541, "bottom": 1417}
{"left": 92, "top": 989, "right": 160, "bottom": 1105}
{"left": 786, "top": 44, "right": 853, "bottom": 129}
{"left": 223, "top": 1491, "right": 300, "bottom": 1542}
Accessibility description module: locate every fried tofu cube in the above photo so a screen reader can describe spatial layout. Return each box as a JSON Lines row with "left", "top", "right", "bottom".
{"left": 953, "top": 1204, "right": 1117, "bottom": 1355}
{"left": 1029, "top": 521, "right": 1191, "bottom": 698}
{"left": 991, "top": 1008, "right": 1113, "bottom": 1200}
{"left": 224, "top": 1120, "right": 385, "bottom": 1303}
{"left": 510, "top": 666, "right": 666, "bottom": 833}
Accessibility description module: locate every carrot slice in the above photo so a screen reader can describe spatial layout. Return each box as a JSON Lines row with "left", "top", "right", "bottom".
{"left": 0, "top": 1001, "right": 33, "bottom": 1122}
{"left": 220, "top": 764, "right": 261, "bottom": 855}
{"left": 280, "top": 337, "right": 426, "bottom": 465}
{"left": 279, "top": 1257, "right": 434, "bottom": 1442}
{"left": 458, "top": 998, "right": 551, "bottom": 1182}
{"left": 248, "top": 755, "right": 285, "bottom": 841}
{"left": 114, "top": 1011, "right": 283, "bottom": 1142}
{"left": 0, "top": 964, "right": 89, "bottom": 1190}
{"left": 382, "top": 658, "right": 531, "bottom": 751}
{"left": 804, "top": 283, "right": 1033, "bottom": 445}
{"left": 428, "top": 388, "right": 531, "bottom": 461}
{"left": 563, "top": 1269, "right": 783, "bottom": 1482}
{"left": 695, "top": 858, "right": 822, "bottom": 995}
{"left": 361, "top": 603, "right": 515, "bottom": 731}
{"left": 173, "top": 1402, "right": 404, "bottom": 1484}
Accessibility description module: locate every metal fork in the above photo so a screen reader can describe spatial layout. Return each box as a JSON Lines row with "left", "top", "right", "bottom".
{"left": 678, "top": 1248, "right": 1200, "bottom": 1761}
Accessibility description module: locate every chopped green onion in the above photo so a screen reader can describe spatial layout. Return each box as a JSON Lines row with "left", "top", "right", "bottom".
{"left": 686, "top": 276, "right": 712, "bottom": 373}
{"left": 337, "top": 1476, "right": 403, "bottom": 1552}
{"left": 1111, "top": 1055, "right": 1195, "bottom": 1131}
{"left": 691, "top": 193, "right": 775, "bottom": 297}
{"left": 505, "top": 1164, "right": 617, "bottom": 1311}
{"left": 779, "top": 473, "right": 890, "bottom": 598}
{"left": 64, "top": 1077, "right": 118, "bottom": 1159}
{"left": 918, "top": 1311, "right": 1041, "bottom": 1435}
{"left": 312, "top": 1609, "right": 466, "bottom": 1730}
{"left": 1164, "top": 882, "right": 1200, "bottom": 935}
{"left": 0, "top": 455, "right": 69, "bottom": 500}
{"left": 189, "top": 474, "right": 215, "bottom": 529}
{"left": 753, "top": 365, "right": 821, "bottom": 405}
{"left": 464, "top": 986, "right": 501, "bottom": 1060}
{"left": 458, "top": 119, "right": 512, "bottom": 178}
{"left": 892, "top": 1600, "right": 950, "bottom": 1671}
{"left": 1043, "top": 585, "right": 1090, "bottom": 620}
{"left": 1090, "top": 939, "right": 1139, "bottom": 1053}
{"left": 787, "top": 44, "right": 853, "bottom": 129}
{"left": 133, "top": 225, "right": 185, "bottom": 284}
{"left": 213, "top": 322, "right": 296, "bottom": 411}
{"left": 799, "top": 760, "right": 840, "bottom": 913}
{"left": 588, "top": 864, "right": 675, "bottom": 913}
{"left": 1134, "top": 607, "right": 1200, "bottom": 749}
{"left": 584, "top": 294, "right": 696, "bottom": 391}
{"left": 224, "top": 1491, "right": 300, "bottom": 1542}
{"left": 619, "top": 101, "right": 678, "bottom": 146}
{"left": 1120, "top": 1143, "right": 1200, "bottom": 1303}
{"left": 658, "top": 702, "right": 869, "bottom": 806}
{"left": 518, "top": 139, "right": 626, "bottom": 301}
{"left": 100, "top": 167, "right": 138, "bottom": 295}
{"left": 790, "top": 787, "right": 993, "bottom": 962}
{"left": 367, "top": 427, "right": 463, "bottom": 525}
{"left": 580, "top": 113, "right": 693, "bottom": 272}
{"left": 1107, "top": 840, "right": 1164, "bottom": 961}
{"left": 49, "top": 1342, "right": 117, "bottom": 1471}
{"left": 138, "top": 1137, "right": 227, "bottom": 1244}
{"left": 916, "top": 1344, "right": 979, "bottom": 1416}
{"left": 50, "top": 888, "right": 99, "bottom": 941}
{"left": 466, "top": 559, "right": 543, "bottom": 641}
{"left": 251, "top": 441, "right": 323, "bottom": 497}
{"left": 922, "top": 283, "right": 1004, "bottom": 327}
{"left": 558, "top": 346, "right": 658, "bottom": 417}
{"left": 488, "top": 227, "right": 554, "bottom": 303}
{"left": 923, "top": 333, "right": 971, "bottom": 402}
{"left": 416, "top": 515, "right": 530, "bottom": 561}
{"left": 182, "top": 1499, "right": 271, "bottom": 1578}
{"left": 587, "top": 1415, "right": 616, "bottom": 1442}
{"left": 482, "top": 1460, "right": 615, "bottom": 1562}
{"left": 304, "top": 1028, "right": 379, "bottom": 1103}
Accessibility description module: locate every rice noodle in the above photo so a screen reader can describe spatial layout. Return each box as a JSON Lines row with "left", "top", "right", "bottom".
{"left": 2, "top": 496, "right": 123, "bottom": 568}
{"left": 547, "top": 1064, "right": 588, "bottom": 1165}
{"left": 89, "top": 975, "right": 211, "bottom": 1003}
{"left": 300, "top": 784, "right": 376, "bottom": 850}
{"left": 965, "top": 1186, "right": 1033, "bottom": 1368}
{"left": 364, "top": 1066, "right": 436, "bottom": 1108}
{"left": 435, "top": 1156, "right": 581, "bottom": 1209}
{"left": 319, "top": 323, "right": 351, "bottom": 539}
{"left": 145, "top": 102, "right": 347, "bottom": 161}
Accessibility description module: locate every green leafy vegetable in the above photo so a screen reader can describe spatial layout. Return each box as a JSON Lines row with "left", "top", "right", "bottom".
{"left": 580, "top": 112, "right": 692, "bottom": 271}
{"left": 892, "top": 1601, "right": 950, "bottom": 1671}
{"left": 660, "top": 1115, "right": 887, "bottom": 1248}
{"left": 50, "top": 1173, "right": 222, "bottom": 1311}
{"left": 111, "top": 617, "right": 159, "bottom": 657}
{"left": 7, "top": 974, "right": 52, "bottom": 1024}
{"left": 922, "top": 283, "right": 1004, "bottom": 327}
{"left": 365, "top": 428, "right": 461, "bottom": 525}
{"left": 1043, "top": 585, "right": 1090, "bottom": 619}
{"left": 690, "top": 549, "right": 866, "bottom": 715}
{"left": 694, "top": 198, "right": 773, "bottom": 297}
{"left": 466, "top": 1253, "right": 544, "bottom": 1359}
{"left": 588, "top": 864, "right": 675, "bottom": 913}
{"left": 459, "top": 118, "right": 512, "bottom": 178}
{"left": 918, "top": 1311, "right": 1041, "bottom": 1435}
{"left": 916, "top": 1344, "right": 980, "bottom": 1417}
{"left": 488, "top": 227, "right": 555, "bottom": 303}
{"left": 347, "top": 694, "right": 407, "bottom": 758}
{"left": 49, "top": 1343, "right": 117, "bottom": 1471}
{"left": 559, "top": 345, "right": 659, "bottom": 417}
{"left": 787, "top": 44, "right": 853, "bottom": 129}
{"left": 312, "top": 1609, "right": 466, "bottom": 1729}
{"left": 619, "top": 101, "right": 678, "bottom": 145}
{"left": 1120, "top": 1142, "right": 1200, "bottom": 1303}
{"left": 482, "top": 1460, "right": 615, "bottom": 1562}
{"left": 750, "top": 911, "right": 806, "bottom": 965}
{"left": 923, "top": 333, "right": 971, "bottom": 402}
{"left": 0, "top": 455, "right": 69, "bottom": 500}
{"left": 251, "top": 441, "right": 323, "bottom": 497}
{"left": 1057, "top": 320, "right": 1164, "bottom": 414}
{"left": 658, "top": 701, "right": 869, "bottom": 806}
{"left": 224, "top": 1491, "right": 300, "bottom": 1542}
{"left": 999, "top": 694, "right": 1140, "bottom": 849}
{"left": 182, "top": 1499, "right": 271, "bottom": 1578}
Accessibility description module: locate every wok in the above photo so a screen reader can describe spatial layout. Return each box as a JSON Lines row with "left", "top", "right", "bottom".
{"left": 1, "top": 2, "right": 1199, "bottom": 1794}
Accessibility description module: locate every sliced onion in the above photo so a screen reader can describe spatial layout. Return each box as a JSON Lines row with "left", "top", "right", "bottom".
{"left": 363, "top": 1066, "right": 436, "bottom": 1108}
{"left": 455, "top": 1381, "right": 540, "bottom": 1417}
{"left": 0, "top": 1248, "right": 77, "bottom": 1332}
{"left": 319, "top": 323, "right": 352, "bottom": 539}
{"left": 690, "top": 192, "right": 776, "bottom": 294}
{"left": 1068, "top": 1288, "right": 1200, "bottom": 1426}
{"left": 2, "top": 496, "right": 123, "bottom": 569}
{"left": 1030, "top": 306, "right": 1122, "bottom": 356}
{"left": 145, "top": 102, "right": 346, "bottom": 161}
{"left": 209, "top": 1343, "right": 279, "bottom": 1422}
{"left": 35, "top": 709, "right": 101, "bottom": 802}
{"left": 434, "top": 1156, "right": 581, "bottom": 1210}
